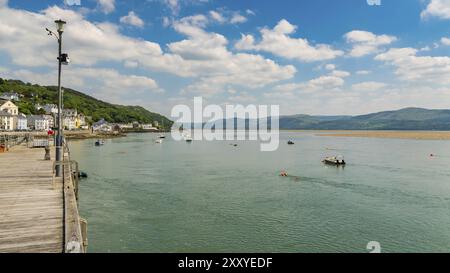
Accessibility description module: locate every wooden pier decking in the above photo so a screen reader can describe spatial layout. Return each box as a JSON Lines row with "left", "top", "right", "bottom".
{"left": 0, "top": 145, "right": 63, "bottom": 253}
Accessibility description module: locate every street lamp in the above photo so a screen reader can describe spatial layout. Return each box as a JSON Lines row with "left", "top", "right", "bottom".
{"left": 46, "top": 19, "right": 69, "bottom": 177}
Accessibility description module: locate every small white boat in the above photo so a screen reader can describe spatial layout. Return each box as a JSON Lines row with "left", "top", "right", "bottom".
{"left": 155, "top": 139, "right": 163, "bottom": 144}
{"left": 322, "top": 156, "right": 346, "bottom": 166}
{"left": 158, "top": 134, "right": 166, "bottom": 139}
{"left": 183, "top": 133, "right": 193, "bottom": 142}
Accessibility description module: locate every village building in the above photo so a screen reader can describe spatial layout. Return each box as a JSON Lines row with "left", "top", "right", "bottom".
{"left": 37, "top": 104, "right": 58, "bottom": 115}
{"left": 0, "top": 92, "right": 20, "bottom": 102}
{"left": 16, "top": 114, "right": 28, "bottom": 131}
{"left": 27, "top": 115, "right": 51, "bottom": 131}
{"left": 0, "top": 99, "right": 19, "bottom": 115}
{"left": 93, "top": 119, "right": 112, "bottom": 132}
{"left": 0, "top": 112, "right": 15, "bottom": 131}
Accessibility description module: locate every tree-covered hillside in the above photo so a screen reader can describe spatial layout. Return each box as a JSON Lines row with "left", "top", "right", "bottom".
{"left": 0, "top": 78, "right": 173, "bottom": 129}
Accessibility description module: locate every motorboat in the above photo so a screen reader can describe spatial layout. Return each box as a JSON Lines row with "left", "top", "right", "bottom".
{"left": 322, "top": 156, "right": 346, "bottom": 166}
{"left": 155, "top": 139, "right": 163, "bottom": 144}
{"left": 95, "top": 139, "right": 105, "bottom": 146}
{"left": 288, "top": 140, "right": 295, "bottom": 145}
{"left": 183, "top": 132, "right": 193, "bottom": 142}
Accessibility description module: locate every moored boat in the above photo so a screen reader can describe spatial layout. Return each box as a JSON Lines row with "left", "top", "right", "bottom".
{"left": 95, "top": 139, "right": 105, "bottom": 146}
{"left": 322, "top": 156, "right": 346, "bottom": 166}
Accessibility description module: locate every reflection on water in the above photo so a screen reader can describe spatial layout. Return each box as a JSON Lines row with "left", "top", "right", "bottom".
{"left": 69, "top": 132, "right": 450, "bottom": 253}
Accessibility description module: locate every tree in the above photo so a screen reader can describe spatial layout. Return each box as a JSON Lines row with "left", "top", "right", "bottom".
{"left": 0, "top": 78, "right": 4, "bottom": 85}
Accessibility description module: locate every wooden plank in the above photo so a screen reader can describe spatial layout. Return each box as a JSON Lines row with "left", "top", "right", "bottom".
{"left": 0, "top": 145, "right": 64, "bottom": 253}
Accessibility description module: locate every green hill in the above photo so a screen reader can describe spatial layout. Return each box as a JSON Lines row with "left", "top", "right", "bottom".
{"left": 0, "top": 78, "right": 173, "bottom": 130}
{"left": 279, "top": 108, "right": 450, "bottom": 130}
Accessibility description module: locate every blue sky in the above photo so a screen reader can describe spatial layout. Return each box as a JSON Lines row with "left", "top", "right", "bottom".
{"left": 1, "top": 0, "right": 450, "bottom": 116}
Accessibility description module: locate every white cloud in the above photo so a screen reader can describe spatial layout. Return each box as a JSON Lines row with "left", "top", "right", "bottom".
{"left": 375, "top": 47, "right": 450, "bottom": 85}
{"left": 356, "top": 70, "right": 371, "bottom": 75}
{"left": 230, "top": 13, "right": 247, "bottom": 24}
{"left": 344, "top": 30, "right": 397, "bottom": 57}
{"left": 246, "top": 9, "right": 255, "bottom": 16}
{"left": 0, "top": 0, "right": 8, "bottom": 8}
{"left": 120, "top": 11, "right": 144, "bottom": 28}
{"left": 209, "top": 10, "right": 226, "bottom": 23}
{"left": 273, "top": 68, "right": 349, "bottom": 94}
{"left": 97, "top": 0, "right": 115, "bottom": 14}
{"left": 208, "top": 10, "right": 247, "bottom": 25}
{"left": 325, "top": 64, "right": 336, "bottom": 70}
{"left": 0, "top": 5, "right": 295, "bottom": 102}
{"left": 442, "top": 37, "right": 450, "bottom": 46}
{"left": 1, "top": 67, "right": 162, "bottom": 103}
{"left": 352, "top": 81, "right": 387, "bottom": 91}
{"left": 421, "top": 0, "right": 450, "bottom": 20}
{"left": 329, "top": 70, "right": 350, "bottom": 78}
{"left": 235, "top": 19, "right": 344, "bottom": 62}
{"left": 162, "top": 0, "right": 209, "bottom": 15}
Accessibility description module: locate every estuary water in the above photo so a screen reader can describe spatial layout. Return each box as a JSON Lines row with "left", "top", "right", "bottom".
{"left": 69, "top": 132, "right": 450, "bottom": 253}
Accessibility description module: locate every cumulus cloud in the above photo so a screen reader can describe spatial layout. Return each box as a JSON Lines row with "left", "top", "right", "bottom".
{"left": 421, "top": 0, "right": 450, "bottom": 20}
{"left": 0, "top": 5, "right": 295, "bottom": 100}
{"left": 235, "top": 19, "right": 344, "bottom": 62}
{"left": 162, "top": 0, "right": 209, "bottom": 15}
{"left": 325, "top": 64, "right": 336, "bottom": 70}
{"left": 273, "top": 68, "right": 349, "bottom": 94}
{"left": 230, "top": 13, "right": 247, "bottom": 24}
{"left": 0, "top": 67, "right": 162, "bottom": 104}
{"left": 375, "top": 47, "right": 450, "bottom": 85}
{"left": 356, "top": 70, "right": 371, "bottom": 75}
{"left": 97, "top": 0, "right": 115, "bottom": 14}
{"left": 352, "top": 81, "right": 387, "bottom": 91}
{"left": 344, "top": 30, "right": 397, "bottom": 57}
{"left": 120, "top": 11, "right": 144, "bottom": 28}
{"left": 209, "top": 10, "right": 226, "bottom": 23}
{"left": 208, "top": 10, "right": 247, "bottom": 25}
{"left": 169, "top": 18, "right": 296, "bottom": 95}
{"left": 442, "top": 37, "right": 450, "bottom": 46}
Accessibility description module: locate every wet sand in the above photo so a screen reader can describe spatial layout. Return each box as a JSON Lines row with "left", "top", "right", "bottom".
{"left": 316, "top": 131, "right": 450, "bottom": 140}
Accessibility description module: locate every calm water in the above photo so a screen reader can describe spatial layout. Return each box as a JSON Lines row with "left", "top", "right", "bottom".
{"left": 69, "top": 132, "right": 450, "bottom": 253}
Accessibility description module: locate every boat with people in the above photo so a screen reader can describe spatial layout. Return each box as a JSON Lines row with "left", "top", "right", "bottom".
{"left": 95, "top": 139, "right": 105, "bottom": 146}
{"left": 287, "top": 140, "right": 295, "bottom": 145}
{"left": 322, "top": 156, "right": 346, "bottom": 166}
{"left": 183, "top": 132, "right": 193, "bottom": 142}
{"left": 155, "top": 139, "right": 163, "bottom": 144}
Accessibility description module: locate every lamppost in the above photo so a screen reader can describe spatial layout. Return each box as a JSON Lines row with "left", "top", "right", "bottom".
{"left": 46, "top": 19, "right": 69, "bottom": 177}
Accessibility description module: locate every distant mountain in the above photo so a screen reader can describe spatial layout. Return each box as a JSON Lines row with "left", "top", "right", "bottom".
{"left": 177, "top": 108, "right": 450, "bottom": 131}
{"left": 280, "top": 108, "right": 450, "bottom": 130}
{"left": 0, "top": 78, "right": 173, "bottom": 129}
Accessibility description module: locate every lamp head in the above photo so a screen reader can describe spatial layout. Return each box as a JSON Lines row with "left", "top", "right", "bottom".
{"left": 55, "top": 19, "right": 66, "bottom": 32}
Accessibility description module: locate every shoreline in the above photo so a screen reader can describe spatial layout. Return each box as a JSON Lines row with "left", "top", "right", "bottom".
{"left": 3, "top": 130, "right": 450, "bottom": 141}
{"left": 314, "top": 130, "right": 450, "bottom": 140}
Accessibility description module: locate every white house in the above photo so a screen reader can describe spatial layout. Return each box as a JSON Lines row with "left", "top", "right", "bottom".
{"left": 40, "top": 104, "right": 58, "bottom": 115}
{"left": 28, "top": 115, "right": 50, "bottom": 131}
{"left": 0, "top": 92, "right": 20, "bottom": 101}
{"left": 142, "top": 124, "right": 157, "bottom": 130}
{"left": 43, "top": 115, "right": 54, "bottom": 129}
{"left": 0, "top": 112, "right": 15, "bottom": 131}
{"left": 118, "top": 123, "right": 134, "bottom": 130}
{"left": 93, "top": 119, "right": 112, "bottom": 132}
{"left": 0, "top": 99, "right": 19, "bottom": 115}
{"left": 64, "top": 116, "right": 76, "bottom": 130}
{"left": 16, "top": 114, "right": 28, "bottom": 130}
{"left": 63, "top": 109, "right": 78, "bottom": 130}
